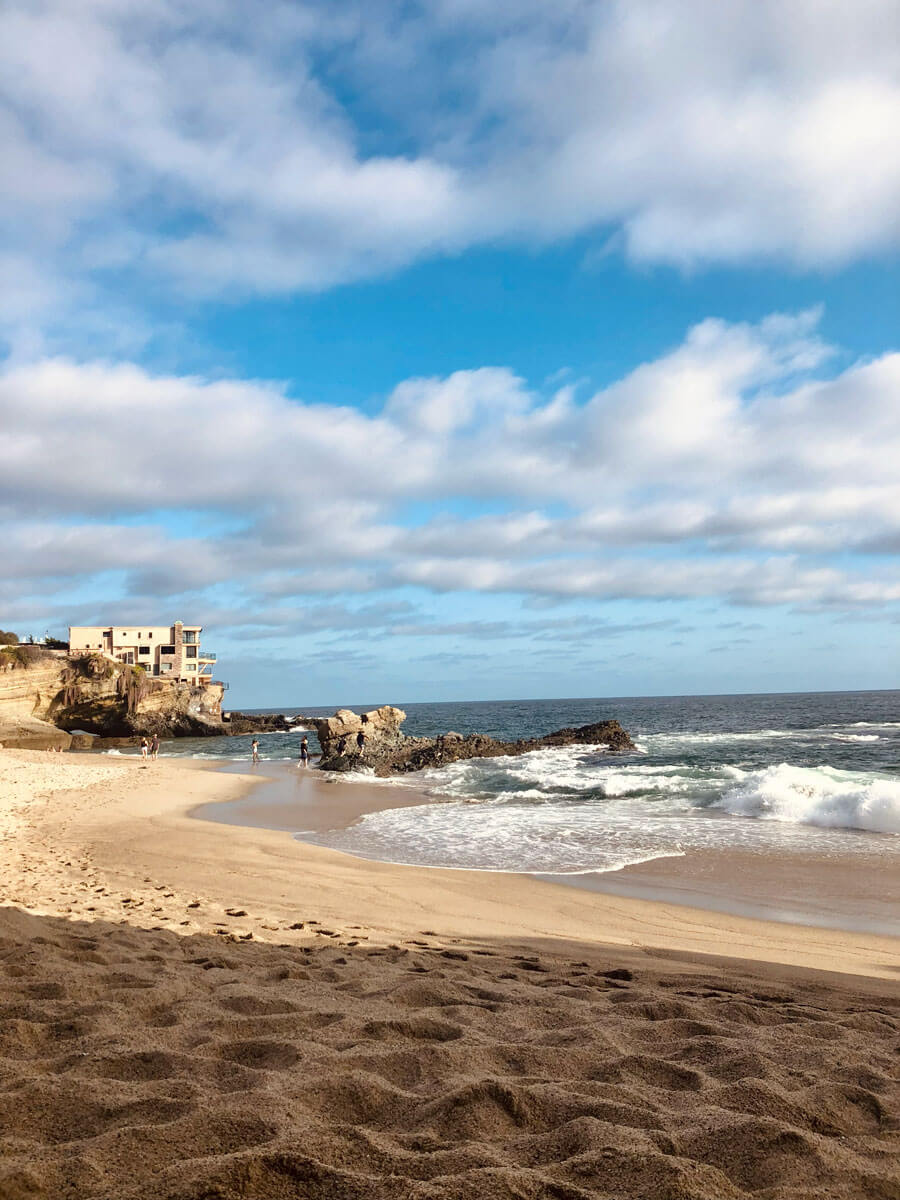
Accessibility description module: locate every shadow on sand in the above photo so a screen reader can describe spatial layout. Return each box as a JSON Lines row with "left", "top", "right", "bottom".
{"left": 1, "top": 905, "right": 897, "bottom": 1199}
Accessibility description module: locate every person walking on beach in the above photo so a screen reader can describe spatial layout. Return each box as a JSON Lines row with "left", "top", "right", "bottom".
{"left": 251, "top": 737, "right": 260, "bottom": 763}
{"left": 140, "top": 737, "right": 149, "bottom": 759}
{"left": 150, "top": 734, "right": 160, "bottom": 760}
{"left": 299, "top": 737, "right": 309, "bottom": 767}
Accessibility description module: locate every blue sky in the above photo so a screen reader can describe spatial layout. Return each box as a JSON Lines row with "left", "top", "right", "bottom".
{"left": 2, "top": 1, "right": 899, "bottom": 707}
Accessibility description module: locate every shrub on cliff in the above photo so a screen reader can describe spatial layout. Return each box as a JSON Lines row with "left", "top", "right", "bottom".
{"left": 0, "top": 630, "right": 19, "bottom": 646}
{"left": 0, "top": 644, "right": 52, "bottom": 668}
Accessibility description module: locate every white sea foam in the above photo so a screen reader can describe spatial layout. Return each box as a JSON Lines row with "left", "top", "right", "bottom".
{"left": 642, "top": 728, "right": 796, "bottom": 746}
{"left": 716, "top": 763, "right": 900, "bottom": 835}
{"left": 299, "top": 742, "right": 900, "bottom": 875}
{"left": 834, "top": 721, "right": 900, "bottom": 729}
{"left": 299, "top": 793, "right": 691, "bottom": 874}
{"left": 830, "top": 733, "right": 880, "bottom": 742}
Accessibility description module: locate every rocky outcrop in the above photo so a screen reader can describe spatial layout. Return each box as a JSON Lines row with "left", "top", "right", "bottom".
{"left": 312, "top": 706, "right": 634, "bottom": 776}
{"left": 0, "top": 647, "right": 225, "bottom": 746}
{"left": 314, "top": 706, "right": 407, "bottom": 766}
{"left": 223, "top": 712, "right": 299, "bottom": 735}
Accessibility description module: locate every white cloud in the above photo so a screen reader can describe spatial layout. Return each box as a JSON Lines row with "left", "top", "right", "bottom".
{"left": 2, "top": 310, "right": 900, "bottom": 621}
{"left": 2, "top": 0, "right": 900, "bottom": 335}
{"left": 386, "top": 369, "right": 530, "bottom": 436}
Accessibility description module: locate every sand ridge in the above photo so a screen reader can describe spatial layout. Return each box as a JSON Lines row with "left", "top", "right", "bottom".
{"left": 0, "top": 907, "right": 898, "bottom": 1200}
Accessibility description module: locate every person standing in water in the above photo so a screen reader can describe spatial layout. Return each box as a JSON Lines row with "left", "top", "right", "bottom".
{"left": 251, "top": 737, "right": 260, "bottom": 763}
{"left": 150, "top": 734, "right": 160, "bottom": 760}
{"left": 299, "top": 737, "right": 309, "bottom": 767}
{"left": 140, "top": 737, "right": 149, "bottom": 759}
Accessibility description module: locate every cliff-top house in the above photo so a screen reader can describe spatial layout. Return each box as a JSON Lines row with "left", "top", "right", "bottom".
{"left": 68, "top": 621, "right": 216, "bottom": 685}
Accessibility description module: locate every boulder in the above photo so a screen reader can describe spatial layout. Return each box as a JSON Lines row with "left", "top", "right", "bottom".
{"left": 314, "top": 705, "right": 410, "bottom": 770}
{"left": 69, "top": 732, "right": 97, "bottom": 751}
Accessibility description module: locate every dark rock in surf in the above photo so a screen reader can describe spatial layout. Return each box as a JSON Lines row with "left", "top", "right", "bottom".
{"left": 223, "top": 712, "right": 299, "bottom": 735}
{"left": 311, "top": 705, "right": 635, "bottom": 776}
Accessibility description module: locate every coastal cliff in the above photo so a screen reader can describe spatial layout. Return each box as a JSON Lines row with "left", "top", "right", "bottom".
{"left": 0, "top": 647, "right": 224, "bottom": 748}
{"left": 312, "top": 705, "right": 635, "bottom": 775}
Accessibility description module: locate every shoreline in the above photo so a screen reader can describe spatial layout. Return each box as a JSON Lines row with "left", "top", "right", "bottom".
{"left": 0, "top": 748, "right": 896, "bottom": 981}
{"left": 190, "top": 760, "right": 900, "bottom": 939}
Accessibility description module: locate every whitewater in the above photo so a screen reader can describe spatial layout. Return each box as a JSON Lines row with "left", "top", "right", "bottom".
{"left": 145, "top": 690, "right": 900, "bottom": 878}
{"left": 299, "top": 691, "right": 900, "bottom": 875}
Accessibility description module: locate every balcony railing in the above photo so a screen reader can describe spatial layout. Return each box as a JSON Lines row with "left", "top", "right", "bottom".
{"left": 198, "top": 650, "right": 216, "bottom": 661}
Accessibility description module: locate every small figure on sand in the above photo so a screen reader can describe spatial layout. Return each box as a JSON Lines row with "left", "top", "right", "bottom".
{"left": 251, "top": 737, "right": 260, "bottom": 763}
{"left": 150, "top": 734, "right": 160, "bottom": 760}
{"left": 299, "top": 737, "right": 309, "bottom": 767}
{"left": 356, "top": 729, "right": 366, "bottom": 755}
{"left": 140, "top": 737, "right": 149, "bottom": 759}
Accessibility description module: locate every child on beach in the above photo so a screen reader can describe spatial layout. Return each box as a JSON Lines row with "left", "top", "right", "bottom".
{"left": 251, "top": 738, "right": 260, "bottom": 763}
{"left": 299, "top": 737, "right": 309, "bottom": 767}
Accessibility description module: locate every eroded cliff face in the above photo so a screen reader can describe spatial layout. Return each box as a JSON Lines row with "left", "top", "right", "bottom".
{"left": 312, "top": 705, "right": 635, "bottom": 775}
{"left": 0, "top": 649, "right": 224, "bottom": 747}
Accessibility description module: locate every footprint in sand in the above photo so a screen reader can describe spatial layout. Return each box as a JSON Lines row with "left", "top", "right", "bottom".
{"left": 218, "top": 1040, "right": 301, "bottom": 1071}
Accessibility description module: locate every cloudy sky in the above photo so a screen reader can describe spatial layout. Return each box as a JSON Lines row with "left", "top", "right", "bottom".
{"left": 3, "top": 0, "right": 899, "bottom": 706}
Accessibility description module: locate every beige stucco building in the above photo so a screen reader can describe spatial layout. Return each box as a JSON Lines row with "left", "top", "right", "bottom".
{"left": 68, "top": 621, "right": 216, "bottom": 684}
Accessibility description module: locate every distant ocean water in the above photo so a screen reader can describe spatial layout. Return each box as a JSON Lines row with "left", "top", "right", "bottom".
{"left": 129, "top": 690, "right": 899, "bottom": 877}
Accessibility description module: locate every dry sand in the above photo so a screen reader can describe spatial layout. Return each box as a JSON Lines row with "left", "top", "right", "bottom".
{"left": 1, "top": 748, "right": 898, "bottom": 1199}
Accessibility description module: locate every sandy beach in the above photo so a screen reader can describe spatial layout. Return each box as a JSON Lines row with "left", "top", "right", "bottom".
{"left": 1, "top": 748, "right": 898, "bottom": 1199}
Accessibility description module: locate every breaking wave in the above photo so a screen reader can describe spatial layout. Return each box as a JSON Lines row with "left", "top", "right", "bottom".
{"left": 716, "top": 763, "right": 900, "bottom": 835}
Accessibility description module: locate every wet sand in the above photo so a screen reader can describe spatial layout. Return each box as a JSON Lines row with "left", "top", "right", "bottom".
{"left": 193, "top": 759, "right": 433, "bottom": 834}
{"left": 194, "top": 763, "right": 900, "bottom": 938}
{"left": 542, "top": 847, "right": 900, "bottom": 937}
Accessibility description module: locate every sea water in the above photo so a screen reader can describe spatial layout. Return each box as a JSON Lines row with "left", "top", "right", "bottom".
{"left": 147, "top": 691, "right": 899, "bottom": 879}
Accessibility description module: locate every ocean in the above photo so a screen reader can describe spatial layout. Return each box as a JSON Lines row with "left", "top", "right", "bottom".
{"left": 139, "top": 690, "right": 899, "bottom": 887}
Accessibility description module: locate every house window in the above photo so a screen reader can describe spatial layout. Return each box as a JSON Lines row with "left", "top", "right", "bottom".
{"left": 139, "top": 646, "right": 150, "bottom": 655}
{"left": 186, "top": 646, "right": 197, "bottom": 658}
{"left": 148, "top": 633, "right": 152, "bottom": 639}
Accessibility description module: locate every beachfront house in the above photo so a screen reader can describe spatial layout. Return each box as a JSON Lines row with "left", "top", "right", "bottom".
{"left": 68, "top": 621, "right": 217, "bottom": 684}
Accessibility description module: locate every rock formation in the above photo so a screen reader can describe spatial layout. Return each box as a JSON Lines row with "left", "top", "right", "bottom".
{"left": 312, "top": 705, "right": 634, "bottom": 775}
{"left": 223, "top": 712, "right": 298, "bottom": 735}
{"left": 0, "top": 647, "right": 225, "bottom": 748}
